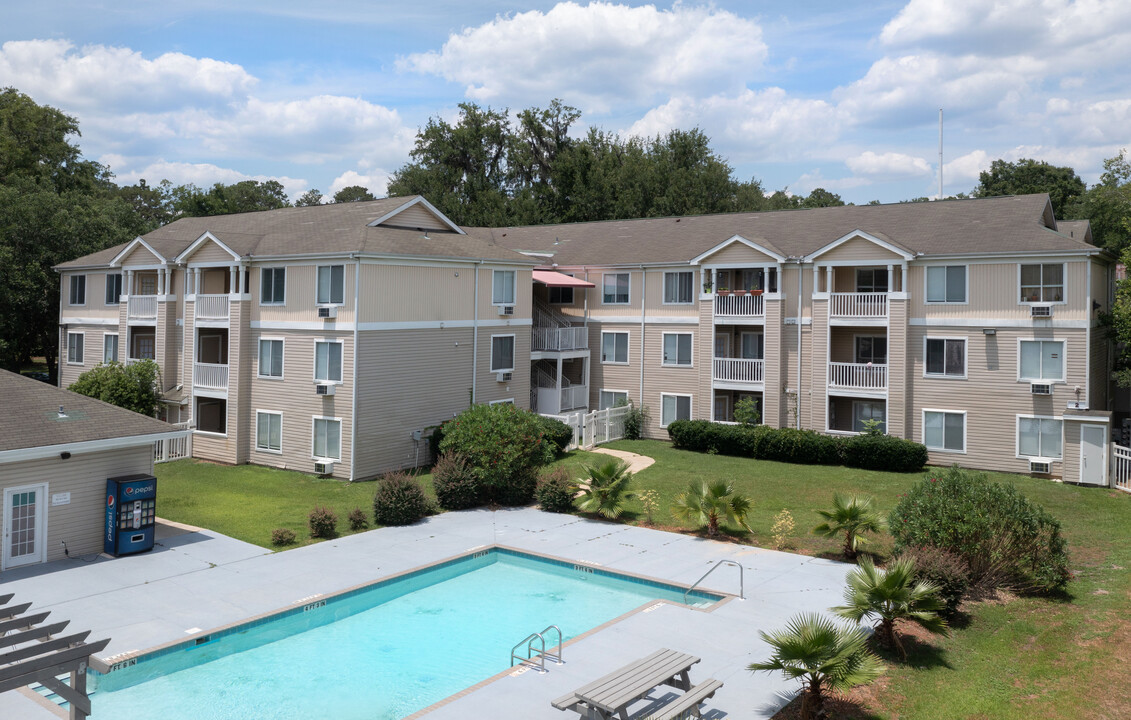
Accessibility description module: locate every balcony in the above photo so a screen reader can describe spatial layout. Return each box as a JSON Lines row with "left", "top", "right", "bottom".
{"left": 714, "top": 293, "right": 764, "bottom": 318}
{"left": 828, "top": 362, "right": 887, "bottom": 392}
{"left": 829, "top": 292, "right": 887, "bottom": 320}
{"left": 713, "top": 358, "right": 764, "bottom": 385}
{"left": 532, "top": 326, "right": 588, "bottom": 352}
{"left": 195, "top": 294, "right": 230, "bottom": 321}
{"left": 127, "top": 295, "right": 157, "bottom": 321}
{"left": 193, "top": 362, "right": 229, "bottom": 390}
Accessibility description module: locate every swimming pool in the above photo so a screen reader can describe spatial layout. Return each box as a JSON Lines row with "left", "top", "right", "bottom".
{"left": 88, "top": 547, "right": 722, "bottom": 720}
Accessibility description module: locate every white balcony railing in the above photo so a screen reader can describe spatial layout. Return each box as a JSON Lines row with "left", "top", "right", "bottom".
{"left": 195, "top": 294, "right": 230, "bottom": 320}
{"left": 532, "top": 326, "right": 588, "bottom": 352}
{"left": 560, "top": 384, "right": 589, "bottom": 412}
{"left": 193, "top": 362, "right": 229, "bottom": 390}
{"left": 714, "top": 293, "right": 764, "bottom": 317}
{"left": 829, "top": 292, "right": 887, "bottom": 318}
{"left": 713, "top": 358, "right": 765, "bottom": 384}
{"left": 127, "top": 295, "right": 158, "bottom": 320}
{"left": 828, "top": 362, "right": 887, "bottom": 391}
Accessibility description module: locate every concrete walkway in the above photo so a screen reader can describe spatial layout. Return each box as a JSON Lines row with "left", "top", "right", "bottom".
{"left": 590, "top": 446, "right": 656, "bottom": 474}
{"left": 0, "top": 510, "right": 849, "bottom": 720}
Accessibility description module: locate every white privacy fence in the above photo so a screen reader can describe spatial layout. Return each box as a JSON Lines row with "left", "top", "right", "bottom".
{"left": 544, "top": 405, "right": 631, "bottom": 450}
{"left": 1114, "top": 444, "right": 1131, "bottom": 493}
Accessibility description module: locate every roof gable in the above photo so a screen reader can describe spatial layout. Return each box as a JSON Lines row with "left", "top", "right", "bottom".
{"left": 174, "top": 231, "right": 242, "bottom": 264}
{"left": 802, "top": 229, "right": 914, "bottom": 263}
{"left": 368, "top": 196, "right": 465, "bottom": 235}
{"left": 109, "top": 237, "right": 166, "bottom": 267}
{"left": 690, "top": 234, "right": 785, "bottom": 265}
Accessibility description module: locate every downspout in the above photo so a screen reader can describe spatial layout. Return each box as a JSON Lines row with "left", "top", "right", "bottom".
{"left": 472, "top": 260, "right": 482, "bottom": 403}
{"left": 796, "top": 259, "right": 804, "bottom": 429}
{"left": 1085, "top": 259, "right": 1092, "bottom": 408}
{"left": 349, "top": 254, "right": 360, "bottom": 482}
{"left": 639, "top": 265, "right": 646, "bottom": 406}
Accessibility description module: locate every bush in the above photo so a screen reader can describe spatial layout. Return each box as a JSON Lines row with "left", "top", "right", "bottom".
{"left": 373, "top": 471, "right": 431, "bottom": 526}
{"left": 755, "top": 428, "right": 843, "bottom": 465}
{"left": 535, "top": 467, "right": 576, "bottom": 513}
{"left": 432, "top": 452, "right": 482, "bottom": 510}
{"left": 843, "top": 433, "right": 928, "bottom": 473}
{"left": 271, "top": 528, "right": 296, "bottom": 546}
{"left": 622, "top": 403, "right": 646, "bottom": 440}
{"left": 347, "top": 508, "right": 369, "bottom": 532}
{"left": 889, "top": 466, "right": 1071, "bottom": 593}
{"left": 734, "top": 396, "right": 760, "bottom": 426}
{"left": 897, "top": 545, "right": 971, "bottom": 618}
{"left": 666, "top": 420, "right": 762, "bottom": 456}
{"left": 69, "top": 359, "right": 162, "bottom": 416}
{"left": 308, "top": 506, "right": 338, "bottom": 539}
{"left": 538, "top": 416, "right": 575, "bottom": 456}
{"left": 439, "top": 403, "right": 554, "bottom": 505}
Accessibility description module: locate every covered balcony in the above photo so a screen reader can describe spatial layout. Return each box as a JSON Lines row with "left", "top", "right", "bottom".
{"left": 827, "top": 327, "right": 887, "bottom": 394}
{"left": 194, "top": 328, "right": 229, "bottom": 392}
{"left": 712, "top": 329, "right": 764, "bottom": 389}
{"left": 123, "top": 268, "right": 167, "bottom": 322}
{"left": 814, "top": 264, "right": 904, "bottom": 323}
{"left": 709, "top": 266, "right": 776, "bottom": 322}
{"left": 827, "top": 362, "right": 887, "bottom": 392}
{"left": 189, "top": 267, "right": 237, "bottom": 323}
{"left": 531, "top": 358, "right": 588, "bottom": 415}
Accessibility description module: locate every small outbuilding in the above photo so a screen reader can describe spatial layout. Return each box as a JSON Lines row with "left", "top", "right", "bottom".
{"left": 0, "top": 370, "right": 187, "bottom": 571}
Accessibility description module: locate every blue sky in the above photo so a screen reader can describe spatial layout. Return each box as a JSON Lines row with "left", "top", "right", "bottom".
{"left": 3, "top": 1, "right": 1129, "bottom": 206}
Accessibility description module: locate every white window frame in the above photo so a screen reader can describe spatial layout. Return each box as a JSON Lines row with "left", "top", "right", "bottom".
{"left": 662, "top": 270, "right": 694, "bottom": 305}
{"left": 316, "top": 264, "right": 345, "bottom": 306}
{"left": 1017, "top": 338, "right": 1066, "bottom": 383}
{"left": 600, "top": 331, "right": 629, "bottom": 365}
{"left": 660, "top": 392, "right": 692, "bottom": 427}
{"left": 105, "top": 273, "right": 123, "bottom": 305}
{"left": 492, "top": 269, "right": 516, "bottom": 306}
{"left": 599, "top": 389, "right": 629, "bottom": 411}
{"left": 102, "top": 333, "right": 119, "bottom": 364}
{"left": 924, "top": 264, "right": 968, "bottom": 304}
{"left": 489, "top": 398, "right": 515, "bottom": 405}
{"left": 922, "top": 409, "right": 966, "bottom": 454}
{"left": 66, "top": 331, "right": 84, "bottom": 365}
{"left": 923, "top": 336, "right": 967, "bottom": 379}
{"left": 255, "top": 410, "right": 283, "bottom": 454}
{"left": 1015, "top": 415, "right": 1063, "bottom": 460}
{"left": 68, "top": 275, "right": 86, "bottom": 306}
{"left": 602, "top": 272, "right": 630, "bottom": 305}
{"left": 257, "top": 337, "right": 285, "bottom": 380}
{"left": 311, "top": 415, "right": 342, "bottom": 461}
{"left": 313, "top": 339, "right": 344, "bottom": 384}
{"left": 855, "top": 267, "right": 889, "bottom": 293}
{"left": 260, "top": 266, "right": 286, "bottom": 306}
{"left": 490, "top": 334, "right": 516, "bottom": 373}
{"left": 661, "top": 332, "right": 694, "bottom": 367}
{"left": 1018, "top": 262, "right": 1067, "bottom": 305}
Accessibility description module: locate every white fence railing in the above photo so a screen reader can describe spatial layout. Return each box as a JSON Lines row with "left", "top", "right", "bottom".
{"left": 545, "top": 405, "right": 631, "bottom": 450}
{"left": 715, "top": 293, "right": 764, "bottom": 317}
{"left": 195, "top": 294, "right": 230, "bottom": 320}
{"left": 829, "top": 292, "right": 887, "bottom": 318}
{"left": 532, "top": 326, "right": 588, "bottom": 352}
{"left": 127, "top": 295, "right": 158, "bottom": 320}
{"left": 154, "top": 422, "right": 192, "bottom": 463}
{"left": 193, "top": 362, "right": 229, "bottom": 390}
{"left": 828, "top": 362, "right": 887, "bottom": 390}
{"left": 561, "top": 385, "right": 589, "bottom": 412}
{"left": 1114, "top": 444, "right": 1131, "bottom": 493}
{"left": 713, "top": 358, "right": 764, "bottom": 383}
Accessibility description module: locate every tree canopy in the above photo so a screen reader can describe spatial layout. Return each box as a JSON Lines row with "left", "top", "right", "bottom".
{"left": 974, "top": 158, "right": 1086, "bottom": 219}
{"left": 69, "top": 360, "right": 162, "bottom": 416}
{"left": 332, "top": 185, "right": 376, "bottom": 203}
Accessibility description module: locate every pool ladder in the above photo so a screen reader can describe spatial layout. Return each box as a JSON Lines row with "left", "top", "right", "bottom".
{"left": 510, "top": 625, "right": 563, "bottom": 674}
{"left": 683, "top": 559, "right": 745, "bottom": 604}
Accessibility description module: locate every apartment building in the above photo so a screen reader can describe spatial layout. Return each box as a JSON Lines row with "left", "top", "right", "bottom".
{"left": 56, "top": 193, "right": 1115, "bottom": 485}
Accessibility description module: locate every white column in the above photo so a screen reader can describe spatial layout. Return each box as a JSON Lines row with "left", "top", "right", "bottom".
{"left": 826, "top": 266, "right": 833, "bottom": 294}
{"left": 886, "top": 264, "right": 894, "bottom": 293}
{"left": 157, "top": 267, "right": 166, "bottom": 296}
{"left": 230, "top": 265, "right": 239, "bottom": 295}
{"left": 583, "top": 356, "right": 590, "bottom": 408}
{"left": 812, "top": 265, "right": 820, "bottom": 292}
{"left": 556, "top": 356, "right": 564, "bottom": 413}
{"left": 900, "top": 263, "right": 907, "bottom": 292}
{"left": 125, "top": 269, "right": 134, "bottom": 296}
{"left": 763, "top": 266, "right": 771, "bottom": 292}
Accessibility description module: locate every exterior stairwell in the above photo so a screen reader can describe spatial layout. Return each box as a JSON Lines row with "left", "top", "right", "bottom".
{"left": 532, "top": 298, "right": 588, "bottom": 352}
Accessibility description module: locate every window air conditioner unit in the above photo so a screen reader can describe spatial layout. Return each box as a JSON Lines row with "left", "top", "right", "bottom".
{"left": 1030, "top": 305, "right": 1053, "bottom": 318}
{"left": 1029, "top": 459, "right": 1051, "bottom": 474}
{"left": 318, "top": 306, "right": 337, "bottom": 319}
{"left": 313, "top": 461, "right": 334, "bottom": 476}
{"left": 315, "top": 383, "right": 336, "bottom": 396}
{"left": 496, "top": 371, "right": 512, "bottom": 382}
{"left": 1030, "top": 383, "right": 1052, "bottom": 395}
{"left": 497, "top": 305, "right": 515, "bottom": 316}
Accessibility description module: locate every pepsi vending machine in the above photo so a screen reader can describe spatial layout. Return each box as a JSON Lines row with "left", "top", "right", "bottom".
{"left": 105, "top": 474, "right": 157, "bottom": 556}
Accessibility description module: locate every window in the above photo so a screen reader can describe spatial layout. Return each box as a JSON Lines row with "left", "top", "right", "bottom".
{"left": 316, "top": 265, "right": 345, "bottom": 305}
{"left": 103, "top": 334, "right": 118, "bottom": 364}
{"left": 852, "top": 401, "right": 885, "bottom": 433}
{"left": 602, "top": 273, "right": 629, "bottom": 304}
{"left": 549, "top": 284, "right": 573, "bottom": 304}
{"left": 855, "top": 268, "right": 888, "bottom": 293}
{"left": 661, "top": 393, "right": 691, "bottom": 426}
{"left": 138, "top": 274, "right": 157, "bottom": 295}
{"left": 256, "top": 411, "right": 282, "bottom": 453}
{"left": 68, "top": 275, "right": 86, "bottom": 305}
{"left": 258, "top": 339, "right": 284, "bottom": 378}
{"left": 924, "top": 410, "right": 965, "bottom": 452}
{"left": 66, "top": 332, "right": 84, "bottom": 364}
{"left": 1019, "top": 340, "right": 1064, "bottom": 382}
{"left": 1020, "top": 263, "right": 1064, "bottom": 303}
{"left": 492, "top": 270, "right": 515, "bottom": 305}
{"left": 601, "top": 331, "right": 629, "bottom": 364}
{"left": 663, "top": 271, "right": 694, "bottom": 304}
{"left": 105, "top": 273, "right": 122, "bottom": 305}
{"left": 489, "top": 398, "right": 515, "bottom": 406}
{"left": 855, "top": 336, "right": 887, "bottom": 364}
{"left": 312, "top": 417, "right": 341, "bottom": 460}
{"left": 490, "top": 335, "right": 515, "bottom": 372}
{"left": 1018, "top": 416, "right": 1062, "bottom": 459}
{"left": 740, "top": 332, "right": 764, "bottom": 360}
{"left": 713, "top": 395, "right": 730, "bottom": 422}
{"left": 261, "top": 268, "right": 285, "bottom": 304}
{"left": 314, "top": 340, "right": 343, "bottom": 382}
{"left": 662, "top": 333, "right": 693, "bottom": 366}
{"left": 926, "top": 265, "right": 965, "bottom": 303}
{"left": 925, "top": 338, "right": 965, "bottom": 377}
{"left": 599, "top": 390, "right": 628, "bottom": 410}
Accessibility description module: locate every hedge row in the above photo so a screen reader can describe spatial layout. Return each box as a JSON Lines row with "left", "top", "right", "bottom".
{"left": 666, "top": 420, "right": 927, "bottom": 473}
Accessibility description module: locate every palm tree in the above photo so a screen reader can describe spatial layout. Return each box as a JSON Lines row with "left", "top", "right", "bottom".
{"left": 670, "top": 479, "right": 753, "bottom": 537}
{"left": 748, "top": 613, "right": 884, "bottom": 720}
{"left": 813, "top": 493, "right": 886, "bottom": 560}
{"left": 574, "top": 459, "right": 635, "bottom": 519}
{"left": 833, "top": 556, "right": 948, "bottom": 660}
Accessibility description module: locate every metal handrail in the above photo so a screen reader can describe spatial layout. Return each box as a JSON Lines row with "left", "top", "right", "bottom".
{"left": 510, "top": 624, "right": 564, "bottom": 673}
{"left": 683, "top": 560, "right": 744, "bottom": 604}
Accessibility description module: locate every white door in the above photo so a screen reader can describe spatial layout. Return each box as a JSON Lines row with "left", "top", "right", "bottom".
{"left": 1080, "top": 424, "right": 1107, "bottom": 486}
{"left": 3, "top": 484, "right": 47, "bottom": 570}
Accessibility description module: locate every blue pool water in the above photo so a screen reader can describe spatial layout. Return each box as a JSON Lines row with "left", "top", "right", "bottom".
{"left": 89, "top": 549, "right": 719, "bottom": 720}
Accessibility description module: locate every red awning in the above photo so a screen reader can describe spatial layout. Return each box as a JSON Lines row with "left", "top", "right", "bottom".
{"left": 532, "top": 270, "right": 595, "bottom": 288}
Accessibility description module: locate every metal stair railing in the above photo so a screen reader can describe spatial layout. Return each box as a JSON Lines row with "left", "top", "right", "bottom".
{"left": 683, "top": 560, "right": 744, "bottom": 604}
{"left": 510, "top": 625, "right": 563, "bottom": 673}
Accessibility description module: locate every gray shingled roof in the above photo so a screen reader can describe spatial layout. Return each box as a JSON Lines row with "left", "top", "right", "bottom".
{"left": 469, "top": 194, "right": 1101, "bottom": 266}
{"left": 0, "top": 370, "right": 184, "bottom": 454}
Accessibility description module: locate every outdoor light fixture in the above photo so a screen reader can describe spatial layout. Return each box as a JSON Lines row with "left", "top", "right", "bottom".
{"left": 982, "top": 328, "right": 996, "bottom": 336}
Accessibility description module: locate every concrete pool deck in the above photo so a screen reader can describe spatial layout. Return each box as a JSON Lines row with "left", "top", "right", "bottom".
{"left": 0, "top": 509, "right": 851, "bottom": 719}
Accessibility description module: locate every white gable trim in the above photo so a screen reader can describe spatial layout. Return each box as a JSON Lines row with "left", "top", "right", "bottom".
{"left": 802, "top": 229, "right": 914, "bottom": 262}
{"left": 108, "top": 237, "right": 167, "bottom": 267}
{"left": 173, "top": 231, "right": 242, "bottom": 264}
{"left": 367, "top": 196, "right": 465, "bottom": 235}
{"left": 690, "top": 235, "right": 786, "bottom": 265}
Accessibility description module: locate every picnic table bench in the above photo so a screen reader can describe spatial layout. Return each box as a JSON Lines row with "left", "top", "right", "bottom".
{"left": 551, "top": 648, "right": 722, "bottom": 720}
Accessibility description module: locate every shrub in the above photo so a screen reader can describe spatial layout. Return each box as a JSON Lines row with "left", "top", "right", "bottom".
{"left": 622, "top": 403, "right": 647, "bottom": 440}
{"left": 575, "top": 459, "right": 635, "bottom": 519}
{"left": 889, "top": 466, "right": 1071, "bottom": 593}
{"left": 308, "top": 506, "right": 338, "bottom": 539}
{"left": 734, "top": 396, "right": 761, "bottom": 426}
{"left": 755, "top": 428, "right": 843, "bottom": 465}
{"left": 538, "top": 416, "right": 575, "bottom": 456}
{"left": 813, "top": 494, "right": 886, "bottom": 560}
{"left": 372, "top": 471, "right": 431, "bottom": 526}
{"left": 897, "top": 545, "right": 971, "bottom": 618}
{"left": 638, "top": 489, "right": 660, "bottom": 525}
{"left": 666, "top": 420, "right": 762, "bottom": 456}
{"left": 427, "top": 421, "right": 451, "bottom": 463}
{"left": 771, "top": 509, "right": 796, "bottom": 551}
{"left": 535, "top": 467, "right": 577, "bottom": 513}
{"left": 670, "top": 479, "right": 753, "bottom": 536}
{"left": 842, "top": 433, "right": 928, "bottom": 473}
{"left": 271, "top": 528, "right": 296, "bottom": 546}
{"left": 69, "top": 359, "right": 162, "bottom": 416}
{"left": 439, "top": 403, "right": 554, "bottom": 505}
{"left": 347, "top": 508, "right": 369, "bottom": 532}
{"left": 431, "top": 452, "right": 482, "bottom": 510}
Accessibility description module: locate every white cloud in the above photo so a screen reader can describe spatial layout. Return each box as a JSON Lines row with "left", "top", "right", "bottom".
{"left": 330, "top": 169, "right": 391, "bottom": 198}
{"left": 110, "top": 160, "right": 308, "bottom": 199}
{"left": 942, "top": 150, "right": 991, "bottom": 185}
{"left": 402, "top": 2, "right": 767, "bottom": 113}
{"left": 845, "top": 151, "right": 932, "bottom": 179}
{"left": 791, "top": 171, "right": 872, "bottom": 195}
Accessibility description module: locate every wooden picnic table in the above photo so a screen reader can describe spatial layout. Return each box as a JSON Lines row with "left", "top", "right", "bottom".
{"left": 552, "top": 648, "right": 709, "bottom": 720}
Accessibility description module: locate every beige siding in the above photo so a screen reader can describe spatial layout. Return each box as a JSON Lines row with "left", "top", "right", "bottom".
{"left": 253, "top": 264, "right": 356, "bottom": 324}
{"left": 120, "top": 245, "right": 163, "bottom": 266}
{"left": 888, "top": 299, "right": 909, "bottom": 438}
{"left": 475, "top": 267, "right": 533, "bottom": 323}
{"left": 763, "top": 298, "right": 783, "bottom": 427}
{"left": 359, "top": 264, "right": 471, "bottom": 322}
{"left": 808, "top": 301, "right": 829, "bottom": 430}
{"left": 909, "top": 261, "right": 1088, "bottom": 322}
{"left": 701, "top": 243, "right": 777, "bottom": 266}
{"left": 184, "top": 240, "right": 237, "bottom": 265}
{"left": 642, "top": 321, "right": 703, "bottom": 437}
{"left": 584, "top": 269, "right": 644, "bottom": 318}
{"left": 59, "top": 272, "right": 121, "bottom": 321}
{"left": 1090, "top": 326, "right": 1110, "bottom": 410}
{"left": 818, "top": 236, "right": 904, "bottom": 263}
{"left": 644, "top": 269, "right": 703, "bottom": 317}
{"left": 380, "top": 203, "right": 452, "bottom": 231}
{"left": 589, "top": 323, "right": 640, "bottom": 410}
{"left": 199, "top": 268, "right": 229, "bottom": 294}
{"left": 59, "top": 324, "right": 114, "bottom": 387}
